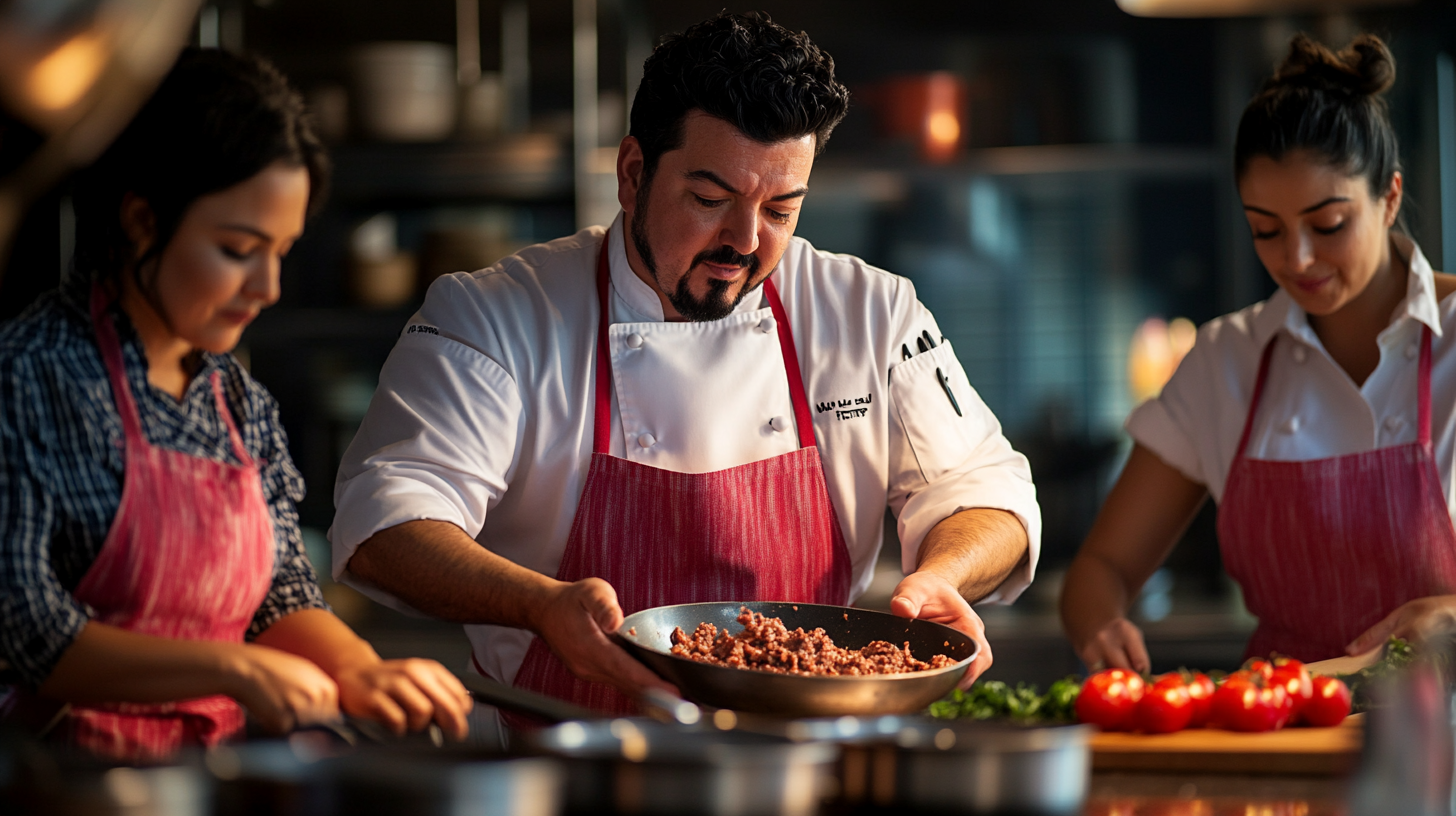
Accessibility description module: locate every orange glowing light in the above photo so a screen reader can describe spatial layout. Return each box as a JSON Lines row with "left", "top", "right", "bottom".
{"left": 927, "top": 110, "right": 960, "bottom": 148}
{"left": 1127, "top": 316, "right": 1197, "bottom": 403}
{"left": 26, "top": 31, "right": 108, "bottom": 112}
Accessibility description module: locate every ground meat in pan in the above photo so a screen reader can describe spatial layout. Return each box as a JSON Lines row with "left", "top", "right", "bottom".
{"left": 668, "top": 608, "right": 957, "bottom": 676}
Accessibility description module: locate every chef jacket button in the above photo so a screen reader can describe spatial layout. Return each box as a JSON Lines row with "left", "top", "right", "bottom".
{"left": 1291, "top": 345, "right": 1307, "bottom": 364}
{"left": 1407, "top": 343, "right": 1419, "bottom": 360}
{"left": 1385, "top": 416, "right": 1405, "bottom": 433}
{"left": 758, "top": 317, "right": 776, "bottom": 334}
{"left": 769, "top": 416, "right": 788, "bottom": 432}
{"left": 1280, "top": 416, "right": 1301, "bottom": 434}
{"left": 637, "top": 433, "right": 656, "bottom": 449}
{"left": 626, "top": 333, "right": 644, "bottom": 349}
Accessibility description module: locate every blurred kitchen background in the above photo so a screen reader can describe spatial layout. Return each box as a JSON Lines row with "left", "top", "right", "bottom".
{"left": 3, "top": 0, "right": 1454, "bottom": 687}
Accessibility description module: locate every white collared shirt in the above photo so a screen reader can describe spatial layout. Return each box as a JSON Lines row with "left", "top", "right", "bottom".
{"left": 1128, "top": 236, "right": 1456, "bottom": 510}
{"left": 330, "top": 215, "right": 1041, "bottom": 684}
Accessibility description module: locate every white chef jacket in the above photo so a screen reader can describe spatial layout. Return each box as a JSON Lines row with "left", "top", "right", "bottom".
{"left": 330, "top": 215, "right": 1041, "bottom": 685}
{"left": 1128, "top": 236, "right": 1456, "bottom": 517}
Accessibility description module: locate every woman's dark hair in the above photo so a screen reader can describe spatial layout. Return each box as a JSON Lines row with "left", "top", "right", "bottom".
{"left": 629, "top": 11, "right": 849, "bottom": 183}
{"left": 1235, "top": 33, "right": 1399, "bottom": 198}
{"left": 72, "top": 48, "right": 329, "bottom": 284}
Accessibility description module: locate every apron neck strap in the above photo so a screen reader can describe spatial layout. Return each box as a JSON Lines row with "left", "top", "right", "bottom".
{"left": 209, "top": 370, "right": 253, "bottom": 466}
{"left": 593, "top": 245, "right": 614, "bottom": 454}
{"left": 89, "top": 283, "right": 251, "bottom": 464}
{"left": 1419, "top": 324, "right": 1433, "bottom": 446}
{"left": 592, "top": 239, "right": 817, "bottom": 454}
{"left": 90, "top": 283, "right": 146, "bottom": 444}
{"left": 1236, "top": 325, "right": 1436, "bottom": 458}
{"left": 762, "top": 276, "right": 816, "bottom": 449}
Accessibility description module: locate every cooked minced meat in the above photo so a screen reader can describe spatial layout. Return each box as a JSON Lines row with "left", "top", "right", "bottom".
{"left": 668, "top": 608, "right": 956, "bottom": 676}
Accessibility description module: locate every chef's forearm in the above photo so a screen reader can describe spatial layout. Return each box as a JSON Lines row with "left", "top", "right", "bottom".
{"left": 346, "top": 519, "right": 559, "bottom": 629}
{"left": 913, "top": 508, "right": 1029, "bottom": 603}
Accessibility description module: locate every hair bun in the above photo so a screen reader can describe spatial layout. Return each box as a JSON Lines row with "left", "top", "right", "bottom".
{"left": 1270, "top": 32, "right": 1395, "bottom": 99}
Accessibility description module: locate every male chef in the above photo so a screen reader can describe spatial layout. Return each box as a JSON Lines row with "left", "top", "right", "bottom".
{"left": 331, "top": 11, "right": 1040, "bottom": 722}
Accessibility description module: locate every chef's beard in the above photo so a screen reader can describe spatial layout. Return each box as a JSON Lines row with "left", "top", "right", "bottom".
{"left": 630, "top": 190, "right": 762, "bottom": 322}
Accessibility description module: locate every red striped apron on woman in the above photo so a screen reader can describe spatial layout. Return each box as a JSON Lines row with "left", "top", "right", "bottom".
{"left": 3, "top": 286, "right": 276, "bottom": 761}
{"left": 1217, "top": 327, "right": 1456, "bottom": 662}
{"left": 506, "top": 242, "right": 853, "bottom": 718}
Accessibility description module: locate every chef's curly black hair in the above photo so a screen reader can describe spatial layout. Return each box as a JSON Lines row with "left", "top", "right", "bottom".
{"left": 72, "top": 47, "right": 329, "bottom": 287}
{"left": 1235, "top": 33, "right": 1399, "bottom": 197}
{"left": 629, "top": 11, "right": 849, "bottom": 182}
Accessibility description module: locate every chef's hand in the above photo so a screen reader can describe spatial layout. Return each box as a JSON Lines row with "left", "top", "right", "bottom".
{"left": 535, "top": 577, "right": 679, "bottom": 698}
{"left": 890, "top": 571, "right": 991, "bottom": 688}
{"left": 231, "top": 644, "right": 341, "bottom": 734}
{"left": 1074, "top": 617, "right": 1150, "bottom": 675}
{"left": 336, "top": 658, "right": 473, "bottom": 741}
{"left": 1347, "top": 594, "right": 1456, "bottom": 656}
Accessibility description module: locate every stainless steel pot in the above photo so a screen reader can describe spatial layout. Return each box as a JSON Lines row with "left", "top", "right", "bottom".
{"left": 0, "top": 734, "right": 210, "bottom": 816}
{"left": 313, "top": 749, "right": 561, "bottom": 816}
{"left": 206, "top": 737, "right": 562, "bottom": 816}
{"left": 527, "top": 718, "right": 837, "bottom": 816}
{"left": 784, "top": 716, "right": 1092, "bottom": 815}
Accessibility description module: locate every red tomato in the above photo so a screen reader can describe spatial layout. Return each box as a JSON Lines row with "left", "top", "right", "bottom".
{"left": 1210, "top": 673, "right": 1288, "bottom": 732}
{"left": 1301, "top": 675, "right": 1353, "bottom": 727}
{"left": 1243, "top": 657, "right": 1275, "bottom": 682}
{"left": 1270, "top": 660, "right": 1313, "bottom": 719}
{"left": 1135, "top": 674, "right": 1193, "bottom": 733}
{"left": 1183, "top": 672, "right": 1215, "bottom": 727}
{"left": 1076, "top": 669, "right": 1146, "bottom": 730}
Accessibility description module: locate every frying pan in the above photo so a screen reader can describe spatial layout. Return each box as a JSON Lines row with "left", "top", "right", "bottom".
{"left": 616, "top": 601, "right": 976, "bottom": 717}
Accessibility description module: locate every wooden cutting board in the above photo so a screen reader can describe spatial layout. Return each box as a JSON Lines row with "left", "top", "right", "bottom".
{"left": 1091, "top": 715, "right": 1363, "bottom": 775}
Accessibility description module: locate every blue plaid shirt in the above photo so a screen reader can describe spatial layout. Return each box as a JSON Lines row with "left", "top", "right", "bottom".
{"left": 0, "top": 276, "right": 326, "bottom": 689}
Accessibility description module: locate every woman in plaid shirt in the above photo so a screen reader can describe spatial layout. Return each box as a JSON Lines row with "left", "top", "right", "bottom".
{"left": 0, "top": 49, "right": 469, "bottom": 759}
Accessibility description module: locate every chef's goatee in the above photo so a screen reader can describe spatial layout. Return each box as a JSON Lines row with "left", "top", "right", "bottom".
{"left": 631, "top": 201, "right": 763, "bottom": 322}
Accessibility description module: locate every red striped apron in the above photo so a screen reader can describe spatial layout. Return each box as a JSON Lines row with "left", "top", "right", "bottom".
{"left": 506, "top": 242, "right": 852, "bottom": 718}
{"left": 4, "top": 286, "right": 276, "bottom": 761}
{"left": 1217, "top": 327, "right": 1456, "bottom": 662}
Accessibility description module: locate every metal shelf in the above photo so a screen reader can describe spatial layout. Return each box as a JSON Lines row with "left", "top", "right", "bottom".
{"left": 242, "top": 305, "right": 417, "bottom": 348}
{"left": 328, "top": 133, "right": 573, "bottom": 205}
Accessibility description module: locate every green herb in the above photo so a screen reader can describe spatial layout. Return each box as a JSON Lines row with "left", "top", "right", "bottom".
{"left": 927, "top": 675, "right": 1083, "bottom": 723}
{"left": 1334, "top": 636, "right": 1419, "bottom": 711}
{"left": 1042, "top": 676, "right": 1082, "bottom": 722}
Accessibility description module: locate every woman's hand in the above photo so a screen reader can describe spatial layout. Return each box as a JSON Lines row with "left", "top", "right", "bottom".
{"left": 1347, "top": 595, "right": 1456, "bottom": 656}
{"left": 891, "top": 570, "right": 992, "bottom": 688}
{"left": 335, "top": 658, "right": 473, "bottom": 740}
{"left": 533, "top": 577, "right": 679, "bottom": 698}
{"left": 253, "top": 609, "right": 481, "bottom": 740}
{"left": 1074, "top": 617, "right": 1150, "bottom": 674}
{"left": 226, "top": 644, "right": 341, "bottom": 734}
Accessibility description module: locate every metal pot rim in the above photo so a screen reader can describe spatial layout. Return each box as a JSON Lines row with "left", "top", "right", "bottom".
{"left": 785, "top": 716, "right": 1094, "bottom": 753}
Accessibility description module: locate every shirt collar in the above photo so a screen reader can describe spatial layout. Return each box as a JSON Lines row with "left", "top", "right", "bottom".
{"left": 1249, "top": 235, "right": 1443, "bottom": 349}
{"left": 59, "top": 272, "right": 225, "bottom": 390}
{"left": 606, "top": 213, "right": 765, "bottom": 323}
{"left": 1395, "top": 234, "right": 1442, "bottom": 337}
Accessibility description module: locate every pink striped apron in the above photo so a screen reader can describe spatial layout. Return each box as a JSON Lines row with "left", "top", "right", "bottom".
{"left": 4, "top": 286, "right": 276, "bottom": 761}
{"left": 505, "top": 242, "right": 852, "bottom": 718}
{"left": 1217, "top": 327, "right": 1456, "bottom": 662}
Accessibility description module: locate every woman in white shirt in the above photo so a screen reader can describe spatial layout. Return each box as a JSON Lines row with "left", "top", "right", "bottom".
{"left": 1061, "top": 33, "right": 1456, "bottom": 669}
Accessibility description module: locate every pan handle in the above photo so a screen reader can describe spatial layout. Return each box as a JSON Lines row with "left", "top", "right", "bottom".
{"left": 459, "top": 671, "right": 709, "bottom": 727}
{"left": 458, "top": 671, "right": 598, "bottom": 724}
